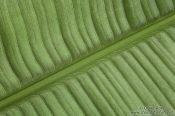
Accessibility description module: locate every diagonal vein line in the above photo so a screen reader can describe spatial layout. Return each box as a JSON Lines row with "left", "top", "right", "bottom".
{"left": 1, "top": 12, "right": 175, "bottom": 111}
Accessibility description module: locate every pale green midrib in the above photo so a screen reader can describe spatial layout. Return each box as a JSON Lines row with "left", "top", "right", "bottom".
{"left": 1, "top": 12, "right": 175, "bottom": 111}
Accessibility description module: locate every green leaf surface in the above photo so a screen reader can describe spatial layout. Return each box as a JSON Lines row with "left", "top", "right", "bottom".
{"left": 0, "top": 0, "right": 175, "bottom": 115}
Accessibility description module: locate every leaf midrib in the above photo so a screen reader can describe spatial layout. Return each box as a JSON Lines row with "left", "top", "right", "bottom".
{"left": 1, "top": 12, "right": 175, "bottom": 111}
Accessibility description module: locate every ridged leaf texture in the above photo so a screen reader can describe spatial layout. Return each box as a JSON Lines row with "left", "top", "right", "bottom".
{"left": 0, "top": 0, "right": 175, "bottom": 115}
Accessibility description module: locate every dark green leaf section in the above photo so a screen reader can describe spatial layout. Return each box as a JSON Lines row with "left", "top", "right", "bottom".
{"left": 1, "top": 26, "right": 175, "bottom": 115}
{"left": 0, "top": 0, "right": 175, "bottom": 100}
